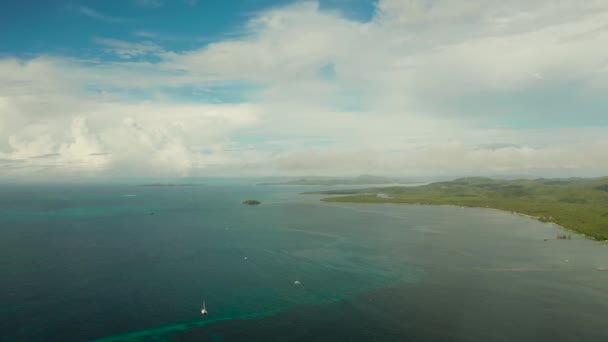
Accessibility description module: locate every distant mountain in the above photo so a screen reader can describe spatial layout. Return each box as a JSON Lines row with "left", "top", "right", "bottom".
{"left": 258, "top": 175, "right": 408, "bottom": 186}
{"left": 141, "top": 183, "right": 204, "bottom": 187}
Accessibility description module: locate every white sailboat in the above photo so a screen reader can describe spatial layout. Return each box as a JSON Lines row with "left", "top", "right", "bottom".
{"left": 201, "top": 300, "right": 208, "bottom": 316}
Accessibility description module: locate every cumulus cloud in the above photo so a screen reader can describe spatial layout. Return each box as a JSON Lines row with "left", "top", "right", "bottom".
{"left": 2, "top": 0, "right": 608, "bottom": 179}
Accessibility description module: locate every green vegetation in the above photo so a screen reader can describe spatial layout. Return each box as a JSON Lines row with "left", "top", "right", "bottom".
{"left": 307, "top": 177, "right": 608, "bottom": 241}
{"left": 242, "top": 200, "right": 261, "bottom": 205}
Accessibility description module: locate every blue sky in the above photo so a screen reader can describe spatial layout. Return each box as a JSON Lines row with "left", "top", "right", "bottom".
{"left": 1, "top": 0, "right": 281, "bottom": 57}
{"left": 1, "top": 0, "right": 608, "bottom": 179}
{"left": 0, "top": 0, "right": 375, "bottom": 58}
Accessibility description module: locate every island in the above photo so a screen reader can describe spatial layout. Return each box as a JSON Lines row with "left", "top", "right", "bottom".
{"left": 305, "top": 177, "right": 608, "bottom": 241}
{"left": 242, "top": 200, "right": 261, "bottom": 205}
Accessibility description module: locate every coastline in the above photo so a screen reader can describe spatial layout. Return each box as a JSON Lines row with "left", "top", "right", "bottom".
{"left": 312, "top": 177, "right": 608, "bottom": 241}
{"left": 320, "top": 198, "right": 607, "bottom": 242}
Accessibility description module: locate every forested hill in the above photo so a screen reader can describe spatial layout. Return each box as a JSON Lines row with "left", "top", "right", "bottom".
{"left": 307, "top": 177, "right": 608, "bottom": 241}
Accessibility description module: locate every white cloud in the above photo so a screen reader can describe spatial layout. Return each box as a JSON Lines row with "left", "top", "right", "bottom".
{"left": 94, "top": 38, "right": 163, "bottom": 59}
{"left": 2, "top": 0, "right": 608, "bottom": 179}
{"left": 77, "top": 6, "right": 125, "bottom": 23}
{"left": 271, "top": 139, "right": 608, "bottom": 177}
{"left": 0, "top": 57, "right": 261, "bottom": 178}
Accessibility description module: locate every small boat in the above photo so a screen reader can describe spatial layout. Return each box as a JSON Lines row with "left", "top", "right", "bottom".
{"left": 294, "top": 280, "right": 301, "bottom": 286}
{"left": 201, "top": 300, "right": 208, "bottom": 316}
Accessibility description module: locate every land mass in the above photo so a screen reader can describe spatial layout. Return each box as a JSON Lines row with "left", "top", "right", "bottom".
{"left": 258, "top": 175, "right": 410, "bottom": 186}
{"left": 141, "top": 183, "right": 204, "bottom": 187}
{"left": 306, "top": 177, "right": 608, "bottom": 241}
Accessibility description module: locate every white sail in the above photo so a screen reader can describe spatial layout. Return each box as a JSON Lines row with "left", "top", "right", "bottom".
{"left": 201, "top": 300, "right": 208, "bottom": 316}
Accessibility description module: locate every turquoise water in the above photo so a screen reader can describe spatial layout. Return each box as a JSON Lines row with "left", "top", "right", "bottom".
{"left": 1, "top": 181, "right": 607, "bottom": 341}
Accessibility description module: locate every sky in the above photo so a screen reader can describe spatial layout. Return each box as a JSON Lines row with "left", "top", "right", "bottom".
{"left": 1, "top": 0, "right": 608, "bottom": 180}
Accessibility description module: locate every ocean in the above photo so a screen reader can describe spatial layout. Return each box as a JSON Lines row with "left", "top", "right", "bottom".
{"left": 1, "top": 181, "right": 607, "bottom": 341}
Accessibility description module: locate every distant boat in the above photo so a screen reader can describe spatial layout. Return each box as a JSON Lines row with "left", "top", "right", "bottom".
{"left": 294, "top": 280, "right": 301, "bottom": 286}
{"left": 201, "top": 300, "right": 208, "bottom": 316}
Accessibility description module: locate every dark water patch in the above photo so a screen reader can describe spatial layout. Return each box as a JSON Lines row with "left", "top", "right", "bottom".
{"left": 173, "top": 269, "right": 608, "bottom": 342}
{"left": 594, "top": 184, "right": 608, "bottom": 192}
{"left": 93, "top": 309, "right": 281, "bottom": 342}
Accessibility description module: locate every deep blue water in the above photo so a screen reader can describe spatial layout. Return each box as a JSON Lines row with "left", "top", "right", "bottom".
{"left": 1, "top": 181, "right": 607, "bottom": 341}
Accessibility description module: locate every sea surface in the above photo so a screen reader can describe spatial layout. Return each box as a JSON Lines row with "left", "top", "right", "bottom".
{"left": 1, "top": 180, "right": 607, "bottom": 341}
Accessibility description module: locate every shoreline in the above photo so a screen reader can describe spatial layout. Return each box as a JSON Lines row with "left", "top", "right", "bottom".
{"left": 321, "top": 198, "right": 607, "bottom": 243}
{"left": 312, "top": 176, "right": 608, "bottom": 241}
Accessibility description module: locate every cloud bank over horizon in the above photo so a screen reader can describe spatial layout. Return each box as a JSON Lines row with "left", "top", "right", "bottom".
{"left": 1, "top": 0, "right": 608, "bottom": 180}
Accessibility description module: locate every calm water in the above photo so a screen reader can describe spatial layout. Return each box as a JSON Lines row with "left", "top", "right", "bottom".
{"left": 1, "top": 181, "right": 607, "bottom": 341}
